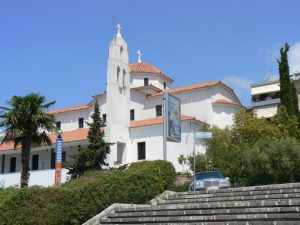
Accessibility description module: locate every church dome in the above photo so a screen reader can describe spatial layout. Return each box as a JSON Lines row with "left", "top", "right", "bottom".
{"left": 130, "top": 62, "right": 163, "bottom": 75}
{"left": 129, "top": 62, "right": 173, "bottom": 82}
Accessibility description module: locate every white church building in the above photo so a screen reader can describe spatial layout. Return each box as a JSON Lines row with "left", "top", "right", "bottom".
{"left": 0, "top": 25, "right": 244, "bottom": 187}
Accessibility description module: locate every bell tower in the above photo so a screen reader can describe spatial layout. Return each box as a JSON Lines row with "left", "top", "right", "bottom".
{"left": 106, "top": 24, "right": 130, "bottom": 165}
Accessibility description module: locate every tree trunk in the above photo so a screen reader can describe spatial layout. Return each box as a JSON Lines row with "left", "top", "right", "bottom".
{"left": 20, "top": 139, "right": 31, "bottom": 188}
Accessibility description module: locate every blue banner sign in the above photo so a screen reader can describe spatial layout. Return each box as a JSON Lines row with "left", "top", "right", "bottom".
{"left": 56, "top": 138, "right": 63, "bottom": 163}
{"left": 167, "top": 93, "right": 181, "bottom": 142}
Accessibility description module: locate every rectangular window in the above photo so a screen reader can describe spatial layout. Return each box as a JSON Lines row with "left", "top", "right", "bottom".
{"left": 51, "top": 148, "right": 55, "bottom": 169}
{"left": 102, "top": 114, "right": 107, "bottom": 123}
{"left": 137, "top": 142, "right": 146, "bottom": 160}
{"left": 1, "top": 155, "right": 5, "bottom": 174}
{"left": 144, "top": 78, "right": 149, "bottom": 86}
{"left": 62, "top": 151, "right": 66, "bottom": 163}
{"left": 51, "top": 149, "right": 66, "bottom": 168}
{"left": 78, "top": 118, "right": 84, "bottom": 128}
{"left": 9, "top": 157, "right": 16, "bottom": 173}
{"left": 32, "top": 154, "right": 39, "bottom": 171}
{"left": 56, "top": 121, "right": 61, "bottom": 129}
{"left": 130, "top": 109, "right": 135, "bottom": 121}
{"left": 156, "top": 105, "right": 162, "bottom": 117}
{"left": 163, "top": 82, "right": 166, "bottom": 89}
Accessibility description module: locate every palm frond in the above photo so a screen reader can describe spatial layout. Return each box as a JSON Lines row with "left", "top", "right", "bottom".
{"left": 0, "top": 106, "right": 10, "bottom": 111}
{"left": 43, "top": 101, "right": 56, "bottom": 109}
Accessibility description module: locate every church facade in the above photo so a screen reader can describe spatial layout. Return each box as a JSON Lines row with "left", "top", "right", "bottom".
{"left": 0, "top": 26, "right": 244, "bottom": 187}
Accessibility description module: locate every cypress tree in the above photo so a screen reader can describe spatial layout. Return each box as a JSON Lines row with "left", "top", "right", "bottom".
{"left": 86, "top": 100, "right": 111, "bottom": 170}
{"left": 278, "top": 43, "right": 294, "bottom": 116}
{"left": 292, "top": 84, "right": 300, "bottom": 119}
{"left": 66, "top": 101, "right": 111, "bottom": 178}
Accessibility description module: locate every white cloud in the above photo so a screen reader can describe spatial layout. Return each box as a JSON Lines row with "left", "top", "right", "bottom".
{"left": 259, "top": 43, "right": 282, "bottom": 65}
{"left": 223, "top": 76, "right": 253, "bottom": 106}
{"left": 223, "top": 76, "right": 252, "bottom": 93}
{"left": 268, "top": 74, "right": 279, "bottom": 81}
{"left": 262, "top": 41, "right": 300, "bottom": 75}
{"left": 289, "top": 42, "right": 300, "bottom": 74}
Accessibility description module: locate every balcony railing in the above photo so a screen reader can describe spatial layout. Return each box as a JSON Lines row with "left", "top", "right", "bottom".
{"left": 251, "top": 98, "right": 280, "bottom": 107}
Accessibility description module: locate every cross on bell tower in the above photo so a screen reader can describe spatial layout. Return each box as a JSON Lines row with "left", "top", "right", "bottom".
{"left": 106, "top": 23, "right": 130, "bottom": 152}
{"left": 116, "top": 23, "right": 122, "bottom": 37}
{"left": 137, "top": 49, "right": 142, "bottom": 63}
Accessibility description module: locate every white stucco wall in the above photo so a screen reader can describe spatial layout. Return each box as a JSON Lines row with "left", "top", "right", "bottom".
{"left": 130, "top": 92, "right": 164, "bottom": 121}
{"left": 212, "top": 105, "right": 239, "bottom": 128}
{"left": 129, "top": 121, "right": 205, "bottom": 172}
{"left": 0, "top": 142, "right": 85, "bottom": 188}
{"left": 94, "top": 94, "right": 107, "bottom": 116}
{"left": 130, "top": 73, "right": 171, "bottom": 90}
{"left": 0, "top": 168, "right": 70, "bottom": 188}
{"left": 54, "top": 109, "right": 92, "bottom": 132}
{"left": 251, "top": 82, "right": 280, "bottom": 95}
{"left": 130, "top": 85, "right": 241, "bottom": 128}
{"left": 253, "top": 105, "right": 278, "bottom": 118}
{"left": 0, "top": 145, "right": 81, "bottom": 174}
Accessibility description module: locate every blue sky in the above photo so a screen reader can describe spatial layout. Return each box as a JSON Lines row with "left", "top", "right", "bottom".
{"left": 0, "top": 0, "right": 299, "bottom": 109}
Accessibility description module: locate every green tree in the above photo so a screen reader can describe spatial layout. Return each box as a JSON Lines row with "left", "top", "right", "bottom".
{"left": 271, "top": 105, "right": 300, "bottom": 139}
{"left": 186, "top": 153, "right": 214, "bottom": 173}
{"left": 244, "top": 137, "right": 300, "bottom": 186}
{"left": 66, "top": 101, "right": 111, "bottom": 178}
{"left": 278, "top": 43, "right": 299, "bottom": 117}
{"left": 291, "top": 84, "right": 300, "bottom": 120}
{"left": 178, "top": 155, "right": 187, "bottom": 172}
{"left": 0, "top": 94, "right": 56, "bottom": 187}
{"left": 205, "top": 107, "right": 300, "bottom": 186}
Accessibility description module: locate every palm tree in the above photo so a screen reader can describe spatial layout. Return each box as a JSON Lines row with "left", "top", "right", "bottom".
{"left": 0, "top": 93, "right": 56, "bottom": 187}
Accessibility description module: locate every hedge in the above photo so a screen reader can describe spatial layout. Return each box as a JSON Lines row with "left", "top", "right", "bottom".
{"left": 0, "top": 160, "right": 176, "bottom": 225}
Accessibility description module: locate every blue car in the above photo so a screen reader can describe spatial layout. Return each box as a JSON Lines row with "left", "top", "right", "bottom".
{"left": 189, "top": 171, "right": 230, "bottom": 191}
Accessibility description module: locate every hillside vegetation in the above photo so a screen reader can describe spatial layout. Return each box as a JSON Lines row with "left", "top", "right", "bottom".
{"left": 0, "top": 160, "right": 176, "bottom": 225}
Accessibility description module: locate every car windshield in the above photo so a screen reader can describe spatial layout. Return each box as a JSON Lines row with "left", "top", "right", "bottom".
{"left": 195, "top": 171, "right": 224, "bottom": 180}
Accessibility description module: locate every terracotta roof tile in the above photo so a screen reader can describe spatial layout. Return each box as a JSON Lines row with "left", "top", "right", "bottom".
{"left": 130, "top": 115, "right": 204, "bottom": 128}
{"left": 130, "top": 62, "right": 173, "bottom": 82}
{"left": 48, "top": 105, "right": 90, "bottom": 115}
{"left": 213, "top": 99, "right": 244, "bottom": 108}
{"left": 0, "top": 128, "right": 89, "bottom": 152}
{"left": 131, "top": 85, "right": 162, "bottom": 93}
{"left": 147, "top": 81, "right": 221, "bottom": 98}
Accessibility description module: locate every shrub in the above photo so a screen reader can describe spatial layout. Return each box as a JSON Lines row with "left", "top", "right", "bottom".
{"left": 244, "top": 137, "right": 300, "bottom": 186}
{"left": 0, "top": 188, "right": 19, "bottom": 207}
{"left": 0, "top": 160, "right": 176, "bottom": 225}
{"left": 170, "top": 182, "right": 189, "bottom": 192}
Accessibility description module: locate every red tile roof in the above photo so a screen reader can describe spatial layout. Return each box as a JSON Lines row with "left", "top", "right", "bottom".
{"left": 147, "top": 81, "right": 221, "bottom": 98}
{"left": 131, "top": 84, "right": 162, "bottom": 93}
{"left": 130, "top": 115, "right": 204, "bottom": 128}
{"left": 130, "top": 62, "right": 173, "bottom": 82}
{"left": 48, "top": 105, "right": 90, "bottom": 115}
{"left": 0, "top": 128, "right": 89, "bottom": 152}
{"left": 213, "top": 99, "right": 244, "bottom": 108}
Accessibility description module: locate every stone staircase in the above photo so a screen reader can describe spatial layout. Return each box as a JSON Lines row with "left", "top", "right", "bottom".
{"left": 85, "top": 183, "right": 300, "bottom": 225}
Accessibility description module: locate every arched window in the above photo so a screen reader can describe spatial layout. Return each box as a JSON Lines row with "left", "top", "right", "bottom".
{"left": 122, "top": 69, "right": 126, "bottom": 87}
{"left": 120, "top": 46, "right": 123, "bottom": 55}
{"left": 117, "top": 66, "right": 120, "bottom": 81}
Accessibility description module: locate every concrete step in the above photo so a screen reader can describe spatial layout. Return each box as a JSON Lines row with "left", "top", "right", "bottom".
{"left": 100, "top": 221, "right": 300, "bottom": 225}
{"left": 109, "top": 206, "right": 300, "bottom": 218}
{"left": 117, "top": 199, "right": 300, "bottom": 212}
{"left": 100, "top": 213, "right": 300, "bottom": 224}
{"left": 175, "top": 183, "right": 300, "bottom": 196}
{"left": 85, "top": 183, "right": 300, "bottom": 224}
{"left": 170, "top": 188, "right": 300, "bottom": 200}
{"left": 160, "top": 193, "right": 300, "bottom": 205}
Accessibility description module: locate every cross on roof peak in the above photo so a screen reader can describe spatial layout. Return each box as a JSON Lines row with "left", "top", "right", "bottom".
{"left": 116, "top": 24, "right": 122, "bottom": 37}
{"left": 137, "top": 49, "right": 142, "bottom": 63}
